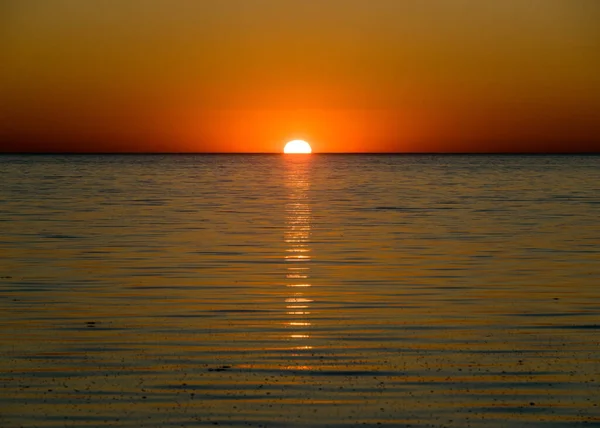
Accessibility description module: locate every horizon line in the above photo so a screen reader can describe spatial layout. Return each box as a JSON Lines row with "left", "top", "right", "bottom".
{"left": 1, "top": 152, "right": 599, "bottom": 156}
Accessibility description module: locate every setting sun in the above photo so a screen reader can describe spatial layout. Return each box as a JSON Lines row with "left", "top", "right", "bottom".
{"left": 284, "top": 140, "right": 312, "bottom": 154}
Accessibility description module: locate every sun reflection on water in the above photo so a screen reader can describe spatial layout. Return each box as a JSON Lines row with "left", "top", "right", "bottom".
{"left": 284, "top": 159, "right": 313, "bottom": 349}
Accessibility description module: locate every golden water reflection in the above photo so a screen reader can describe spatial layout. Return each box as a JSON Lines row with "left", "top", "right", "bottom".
{"left": 2, "top": 156, "right": 600, "bottom": 427}
{"left": 284, "top": 159, "right": 313, "bottom": 349}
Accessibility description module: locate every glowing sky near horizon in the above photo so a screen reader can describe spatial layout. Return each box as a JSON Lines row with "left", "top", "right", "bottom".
{"left": 1, "top": 0, "right": 599, "bottom": 152}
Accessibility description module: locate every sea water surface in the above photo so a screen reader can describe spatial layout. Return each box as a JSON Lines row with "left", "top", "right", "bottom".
{"left": 0, "top": 154, "right": 599, "bottom": 427}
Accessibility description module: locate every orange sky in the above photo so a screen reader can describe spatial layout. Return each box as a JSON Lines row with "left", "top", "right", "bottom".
{"left": 1, "top": 0, "right": 600, "bottom": 153}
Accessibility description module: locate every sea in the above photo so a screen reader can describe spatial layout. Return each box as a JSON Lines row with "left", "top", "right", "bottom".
{"left": 1, "top": 154, "right": 599, "bottom": 427}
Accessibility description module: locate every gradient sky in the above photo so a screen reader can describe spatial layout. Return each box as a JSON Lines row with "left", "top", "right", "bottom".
{"left": 1, "top": 0, "right": 600, "bottom": 153}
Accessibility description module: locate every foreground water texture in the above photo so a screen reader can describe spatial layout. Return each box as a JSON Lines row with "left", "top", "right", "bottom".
{"left": 1, "top": 155, "right": 599, "bottom": 427}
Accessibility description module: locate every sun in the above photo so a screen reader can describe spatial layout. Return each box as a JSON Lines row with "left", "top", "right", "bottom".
{"left": 284, "top": 140, "right": 312, "bottom": 154}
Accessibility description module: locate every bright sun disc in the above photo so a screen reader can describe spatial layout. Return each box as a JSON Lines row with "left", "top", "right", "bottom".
{"left": 284, "top": 140, "right": 312, "bottom": 154}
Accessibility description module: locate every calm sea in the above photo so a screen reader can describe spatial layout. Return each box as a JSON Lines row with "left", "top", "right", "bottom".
{"left": 1, "top": 154, "right": 599, "bottom": 427}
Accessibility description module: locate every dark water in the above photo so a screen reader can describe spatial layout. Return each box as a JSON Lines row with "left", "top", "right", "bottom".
{"left": 1, "top": 154, "right": 599, "bottom": 427}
